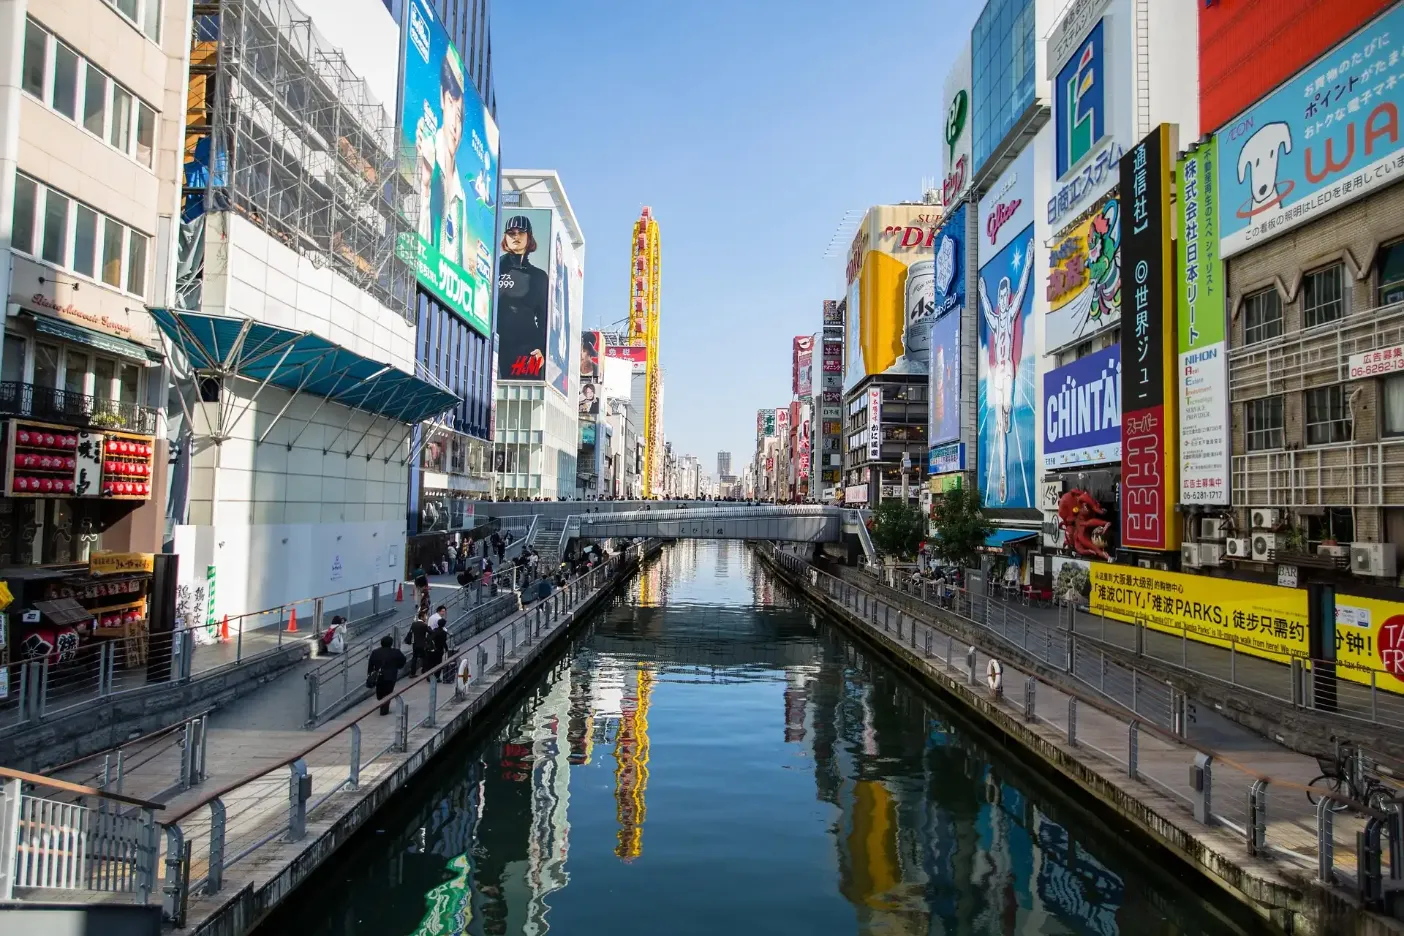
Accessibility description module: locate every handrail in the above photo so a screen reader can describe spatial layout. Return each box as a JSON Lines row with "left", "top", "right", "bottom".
{"left": 0, "top": 765, "right": 163, "bottom": 811}
{"left": 215, "top": 578, "right": 397, "bottom": 630}
{"left": 163, "top": 548, "right": 641, "bottom": 827}
{"left": 43, "top": 709, "right": 214, "bottom": 775}
{"left": 762, "top": 544, "right": 1390, "bottom": 820}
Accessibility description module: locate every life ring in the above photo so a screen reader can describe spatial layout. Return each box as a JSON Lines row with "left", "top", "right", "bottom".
{"left": 455, "top": 657, "right": 472, "bottom": 692}
{"left": 986, "top": 658, "right": 1003, "bottom": 694}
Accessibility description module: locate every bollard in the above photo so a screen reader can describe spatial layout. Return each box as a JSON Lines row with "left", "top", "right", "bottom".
{"left": 348, "top": 724, "right": 361, "bottom": 789}
{"left": 1318, "top": 796, "right": 1335, "bottom": 883}
{"left": 306, "top": 673, "right": 320, "bottom": 727}
{"left": 1191, "top": 753, "right": 1213, "bottom": 825}
{"left": 287, "top": 759, "right": 311, "bottom": 842}
{"left": 966, "top": 647, "right": 978, "bottom": 686}
{"left": 1248, "top": 779, "right": 1267, "bottom": 856}
{"left": 1024, "top": 678, "right": 1036, "bottom": 722}
{"left": 206, "top": 798, "right": 226, "bottom": 894}
{"left": 1127, "top": 721, "right": 1139, "bottom": 778}
{"left": 395, "top": 698, "right": 409, "bottom": 752}
{"left": 1067, "top": 697, "right": 1078, "bottom": 746}
{"left": 426, "top": 677, "right": 438, "bottom": 728}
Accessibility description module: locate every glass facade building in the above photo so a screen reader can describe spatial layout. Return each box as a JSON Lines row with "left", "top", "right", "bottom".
{"left": 971, "top": 0, "right": 1036, "bottom": 175}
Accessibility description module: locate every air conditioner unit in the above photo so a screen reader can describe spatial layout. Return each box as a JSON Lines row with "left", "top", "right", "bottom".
{"left": 1225, "top": 538, "right": 1251, "bottom": 559}
{"left": 1318, "top": 543, "right": 1350, "bottom": 558}
{"left": 1200, "top": 544, "right": 1224, "bottom": 567}
{"left": 1351, "top": 543, "right": 1399, "bottom": 578}
{"left": 1251, "top": 508, "right": 1280, "bottom": 530}
{"left": 1200, "top": 518, "right": 1227, "bottom": 540}
{"left": 1181, "top": 544, "right": 1201, "bottom": 568}
{"left": 1252, "top": 532, "right": 1283, "bottom": 561}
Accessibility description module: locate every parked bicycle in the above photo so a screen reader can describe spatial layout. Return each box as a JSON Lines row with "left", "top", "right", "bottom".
{"left": 1306, "top": 738, "right": 1396, "bottom": 812}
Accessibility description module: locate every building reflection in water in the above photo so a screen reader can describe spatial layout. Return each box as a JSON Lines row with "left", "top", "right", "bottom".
{"left": 264, "top": 544, "right": 1253, "bottom": 936}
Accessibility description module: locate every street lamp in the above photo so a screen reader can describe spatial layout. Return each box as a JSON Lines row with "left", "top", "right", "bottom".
{"left": 901, "top": 450, "right": 912, "bottom": 504}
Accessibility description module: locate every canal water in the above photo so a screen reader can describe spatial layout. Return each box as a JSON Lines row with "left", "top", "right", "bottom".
{"left": 263, "top": 542, "right": 1266, "bottom": 936}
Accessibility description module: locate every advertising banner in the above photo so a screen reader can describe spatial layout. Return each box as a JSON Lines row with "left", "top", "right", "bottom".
{"left": 580, "top": 331, "right": 602, "bottom": 381}
{"left": 942, "top": 43, "right": 972, "bottom": 205}
{"left": 546, "top": 229, "right": 576, "bottom": 398}
{"left": 605, "top": 344, "right": 647, "bottom": 365}
{"left": 757, "top": 408, "right": 777, "bottom": 440}
{"left": 1349, "top": 346, "right": 1404, "bottom": 378}
{"left": 929, "top": 312, "right": 961, "bottom": 448}
{"left": 495, "top": 208, "right": 551, "bottom": 380}
{"left": 933, "top": 204, "right": 966, "bottom": 321}
{"left": 1046, "top": 193, "right": 1121, "bottom": 353}
{"left": 793, "top": 336, "right": 814, "bottom": 396}
{"left": 400, "top": 0, "right": 499, "bottom": 338}
{"left": 822, "top": 299, "right": 843, "bottom": 327}
{"left": 1052, "top": 486, "right": 1117, "bottom": 560}
{"left": 1055, "top": 19, "right": 1108, "bottom": 179}
{"left": 867, "top": 387, "right": 882, "bottom": 462}
{"left": 1119, "top": 125, "right": 1178, "bottom": 551}
{"left": 1217, "top": 5, "right": 1404, "bottom": 257}
{"left": 928, "top": 441, "right": 964, "bottom": 475}
{"left": 1177, "top": 138, "right": 1230, "bottom": 505}
{"left": 977, "top": 148, "right": 1036, "bottom": 510}
{"left": 797, "top": 404, "right": 811, "bottom": 480}
{"left": 1042, "top": 345, "right": 1121, "bottom": 468}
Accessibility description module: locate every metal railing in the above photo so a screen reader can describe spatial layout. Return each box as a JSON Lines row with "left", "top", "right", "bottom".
{"left": 147, "top": 542, "right": 654, "bottom": 926}
{"left": 0, "top": 579, "right": 398, "bottom": 742}
{"left": 0, "top": 765, "right": 164, "bottom": 902}
{"left": 762, "top": 544, "right": 1404, "bottom": 908}
{"left": 0, "top": 381, "right": 160, "bottom": 435}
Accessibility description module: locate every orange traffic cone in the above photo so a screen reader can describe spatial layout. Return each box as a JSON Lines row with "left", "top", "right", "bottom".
{"left": 220, "top": 615, "right": 229, "bottom": 642}
{"left": 395, "top": 583, "right": 404, "bottom": 602}
{"left": 287, "top": 607, "right": 298, "bottom": 634}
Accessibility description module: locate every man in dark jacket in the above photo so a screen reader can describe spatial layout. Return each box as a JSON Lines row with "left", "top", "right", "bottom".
{"left": 367, "top": 636, "right": 406, "bottom": 715}
{"left": 407, "top": 616, "right": 432, "bottom": 676}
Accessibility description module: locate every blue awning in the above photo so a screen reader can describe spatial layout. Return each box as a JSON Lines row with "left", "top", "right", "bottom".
{"left": 984, "top": 529, "right": 1038, "bottom": 549}
{"left": 150, "top": 309, "right": 459, "bottom": 426}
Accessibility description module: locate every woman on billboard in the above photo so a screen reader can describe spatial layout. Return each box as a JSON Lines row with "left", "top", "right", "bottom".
{"left": 497, "top": 215, "right": 548, "bottom": 378}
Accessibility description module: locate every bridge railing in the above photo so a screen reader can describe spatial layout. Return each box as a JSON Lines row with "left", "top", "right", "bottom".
{"left": 759, "top": 543, "right": 1403, "bottom": 908}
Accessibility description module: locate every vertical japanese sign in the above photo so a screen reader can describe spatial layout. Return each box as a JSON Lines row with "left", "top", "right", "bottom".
{"left": 868, "top": 387, "right": 882, "bottom": 461}
{"left": 1177, "top": 137, "right": 1230, "bottom": 505}
{"left": 205, "top": 564, "right": 217, "bottom": 640}
{"left": 1118, "top": 124, "right": 1179, "bottom": 551}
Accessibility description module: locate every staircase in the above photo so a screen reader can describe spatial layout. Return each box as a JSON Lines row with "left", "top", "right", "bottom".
{"left": 533, "top": 516, "right": 570, "bottom": 570}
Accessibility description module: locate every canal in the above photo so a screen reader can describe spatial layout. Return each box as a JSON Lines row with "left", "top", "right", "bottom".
{"left": 262, "top": 541, "right": 1266, "bottom": 936}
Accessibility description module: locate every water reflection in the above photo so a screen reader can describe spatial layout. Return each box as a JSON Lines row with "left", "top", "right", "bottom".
{"left": 262, "top": 542, "right": 1259, "bottom": 936}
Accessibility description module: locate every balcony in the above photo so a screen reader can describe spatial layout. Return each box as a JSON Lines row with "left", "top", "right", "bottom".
{"left": 1231, "top": 438, "right": 1404, "bottom": 509}
{"left": 0, "top": 382, "right": 158, "bottom": 436}
{"left": 1229, "top": 299, "right": 1404, "bottom": 400}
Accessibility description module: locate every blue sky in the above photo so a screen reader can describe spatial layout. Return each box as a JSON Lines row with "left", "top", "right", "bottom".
{"left": 494, "top": 0, "right": 979, "bottom": 477}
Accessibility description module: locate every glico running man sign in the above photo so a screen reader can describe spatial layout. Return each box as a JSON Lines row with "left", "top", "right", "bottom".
{"left": 1118, "top": 124, "right": 1179, "bottom": 552}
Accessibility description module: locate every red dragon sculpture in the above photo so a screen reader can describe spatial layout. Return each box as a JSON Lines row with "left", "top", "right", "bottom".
{"left": 1057, "top": 489, "right": 1112, "bottom": 561}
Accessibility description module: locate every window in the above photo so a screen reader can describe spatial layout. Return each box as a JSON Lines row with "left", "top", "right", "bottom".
{"left": 1303, "top": 264, "right": 1345, "bottom": 328}
{"left": 72, "top": 205, "right": 98, "bottom": 278}
{"left": 64, "top": 351, "right": 88, "bottom": 396}
{"left": 1384, "top": 374, "right": 1404, "bottom": 437}
{"left": 104, "top": 0, "right": 161, "bottom": 42}
{"left": 11, "top": 176, "right": 36, "bottom": 256}
{"left": 135, "top": 102, "right": 155, "bottom": 168}
{"left": 51, "top": 41, "right": 79, "bottom": 120}
{"left": 1306, "top": 385, "right": 1353, "bottom": 445}
{"left": 109, "top": 85, "right": 132, "bottom": 153}
{"left": 126, "top": 230, "right": 147, "bottom": 296}
{"left": 1306, "top": 508, "right": 1355, "bottom": 544}
{"left": 41, "top": 189, "right": 69, "bottom": 265}
{"left": 94, "top": 358, "right": 115, "bottom": 400}
{"left": 21, "top": 21, "right": 45, "bottom": 98}
{"left": 83, "top": 65, "right": 107, "bottom": 136}
{"left": 1243, "top": 288, "right": 1283, "bottom": 345}
{"left": 1, "top": 338, "right": 25, "bottom": 386}
{"left": 1379, "top": 241, "right": 1404, "bottom": 307}
{"left": 119, "top": 363, "right": 140, "bottom": 404}
{"left": 101, "top": 217, "right": 124, "bottom": 287}
{"left": 1246, "top": 396, "right": 1285, "bottom": 452}
{"left": 33, "top": 344, "right": 59, "bottom": 391}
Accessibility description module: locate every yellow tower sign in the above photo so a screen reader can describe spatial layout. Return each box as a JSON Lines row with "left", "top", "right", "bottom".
{"left": 629, "top": 208, "right": 663, "bottom": 497}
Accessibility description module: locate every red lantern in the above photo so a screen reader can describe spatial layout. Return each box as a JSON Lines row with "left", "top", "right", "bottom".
{"left": 102, "top": 482, "right": 113, "bottom": 495}
{"left": 105, "top": 439, "right": 117, "bottom": 454}
{"left": 142, "top": 483, "right": 150, "bottom": 495}
{"left": 16, "top": 430, "right": 29, "bottom": 445}
{"left": 14, "top": 477, "right": 27, "bottom": 491}
{"left": 42, "top": 434, "right": 54, "bottom": 447}
{"left": 39, "top": 478, "right": 52, "bottom": 492}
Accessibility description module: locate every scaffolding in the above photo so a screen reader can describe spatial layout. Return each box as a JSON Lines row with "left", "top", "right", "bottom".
{"left": 183, "top": 0, "right": 416, "bottom": 319}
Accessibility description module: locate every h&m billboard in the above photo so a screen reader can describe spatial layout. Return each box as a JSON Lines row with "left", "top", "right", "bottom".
{"left": 1043, "top": 345, "right": 1121, "bottom": 469}
{"left": 976, "top": 147, "right": 1037, "bottom": 510}
{"left": 495, "top": 208, "right": 552, "bottom": 380}
{"left": 400, "top": 0, "right": 499, "bottom": 338}
{"left": 1119, "top": 125, "right": 1179, "bottom": 552}
{"left": 1218, "top": 4, "right": 1404, "bottom": 257}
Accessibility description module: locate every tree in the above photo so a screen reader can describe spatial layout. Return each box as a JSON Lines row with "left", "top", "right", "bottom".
{"left": 928, "top": 486, "right": 993, "bottom": 570}
{"left": 870, "top": 499, "right": 925, "bottom": 560}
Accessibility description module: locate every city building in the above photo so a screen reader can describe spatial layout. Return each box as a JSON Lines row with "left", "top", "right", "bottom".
{"left": 841, "top": 201, "right": 942, "bottom": 507}
{"left": 1208, "top": 1, "right": 1404, "bottom": 584}
{"left": 717, "top": 450, "right": 731, "bottom": 479}
{"left": 167, "top": 0, "right": 471, "bottom": 615}
{"left": 818, "top": 300, "right": 844, "bottom": 500}
{"left": 0, "top": 0, "right": 183, "bottom": 662}
{"left": 493, "top": 170, "right": 585, "bottom": 500}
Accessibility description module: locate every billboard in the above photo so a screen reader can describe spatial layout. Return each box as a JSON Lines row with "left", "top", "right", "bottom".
{"left": 942, "top": 43, "right": 973, "bottom": 205}
{"left": 400, "top": 0, "right": 499, "bottom": 338}
{"left": 1119, "top": 125, "right": 1178, "bottom": 551}
{"left": 1055, "top": 18, "right": 1107, "bottom": 180}
{"left": 757, "top": 408, "right": 776, "bottom": 440}
{"left": 546, "top": 229, "right": 577, "bottom": 398}
{"left": 844, "top": 204, "right": 945, "bottom": 389}
{"left": 1043, "top": 345, "right": 1122, "bottom": 468}
{"left": 822, "top": 299, "right": 842, "bottom": 327}
{"left": 793, "top": 336, "right": 814, "bottom": 396}
{"left": 495, "top": 208, "right": 551, "bottom": 380}
{"left": 797, "top": 403, "right": 811, "bottom": 481}
{"left": 1046, "top": 192, "right": 1121, "bottom": 353}
{"left": 977, "top": 148, "right": 1036, "bottom": 510}
{"left": 929, "top": 312, "right": 961, "bottom": 449}
{"left": 867, "top": 388, "right": 882, "bottom": 462}
{"left": 933, "top": 204, "right": 966, "bottom": 321}
{"left": 578, "top": 381, "right": 598, "bottom": 416}
{"left": 1199, "top": 0, "right": 1394, "bottom": 136}
{"left": 580, "top": 331, "right": 602, "bottom": 382}
{"left": 1177, "top": 138, "right": 1230, "bottom": 506}
{"left": 1218, "top": 5, "right": 1404, "bottom": 257}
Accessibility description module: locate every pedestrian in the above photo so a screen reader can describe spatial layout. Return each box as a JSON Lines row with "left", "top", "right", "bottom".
{"left": 368, "top": 636, "right": 406, "bottom": 715}
{"left": 412, "top": 562, "right": 429, "bottom": 608}
{"left": 483, "top": 561, "right": 495, "bottom": 596}
{"left": 428, "top": 603, "right": 447, "bottom": 632}
{"left": 426, "top": 613, "right": 450, "bottom": 672}
{"left": 407, "top": 614, "right": 432, "bottom": 675}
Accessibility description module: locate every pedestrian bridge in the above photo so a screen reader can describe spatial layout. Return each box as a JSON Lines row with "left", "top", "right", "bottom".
{"left": 560, "top": 505, "right": 875, "bottom": 561}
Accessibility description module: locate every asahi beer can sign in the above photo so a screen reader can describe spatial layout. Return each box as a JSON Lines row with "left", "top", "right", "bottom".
{"left": 904, "top": 259, "right": 936, "bottom": 365}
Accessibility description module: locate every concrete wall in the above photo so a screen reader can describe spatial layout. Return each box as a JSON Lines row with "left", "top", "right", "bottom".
{"left": 0, "top": 903, "right": 161, "bottom": 936}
